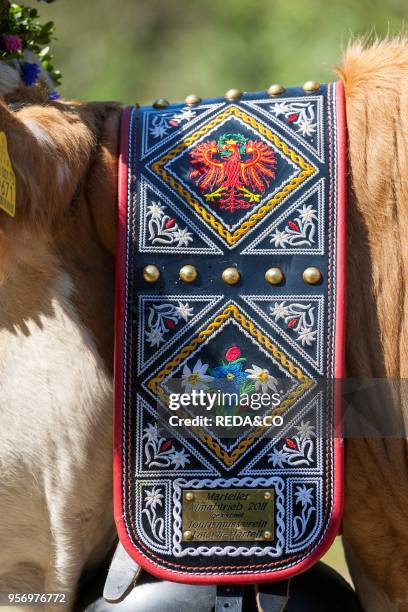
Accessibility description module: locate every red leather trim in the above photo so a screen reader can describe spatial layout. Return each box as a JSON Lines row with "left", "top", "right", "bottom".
{"left": 113, "top": 105, "right": 134, "bottom": 564}
{"left": 332, "top": 79, "right": 347, "bottom": 538}
{"left": 113, "top": 82, "right": 347, "bottom": 583}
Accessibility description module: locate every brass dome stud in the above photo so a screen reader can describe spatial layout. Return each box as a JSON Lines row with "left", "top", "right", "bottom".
{"left": 183, "top": 530, "right": 193, "bottom": 541}
{"left": 263, "top": 531, "right": 273, "bottom": 540}
{"left": 225, "top": 88, "right": 242, "bottom": 101}
{"left": 267, "top": 84, "right": 285, "bottom": 96}
{"left": 265, "top": 267, "right": 284, "bottom": 285}
{"left": 264, "top": 491, "right": 272, "bottom": 501}
{"left": 222, "top": 267, "right": 241, "bottom": 286}
{"left": 143, "top": 264, "right": 160, "bottom": 284}
{"left": 303, "top": 81, "right": 320, "bottom": 92}
{"left": 152, "top": 98, "right": 170, "bottom": 109}
{"left": 303, "top": 266, "right": 322, "bottom": 285}
{"left": 185, "top": 93, "right": 201, "bottom": 106}
{"left": 185, "top": 492, "right": 194, "bottom": 501}
{"left": 179, "top": 264, "right": 198, "bottom": 283}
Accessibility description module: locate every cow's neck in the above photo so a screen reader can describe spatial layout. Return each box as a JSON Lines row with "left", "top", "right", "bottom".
{"left": 0, "top": 199, "right": 115, "bottom": 377}
{"left": 54, "top": 196, "right": 116, "bottom": 373}
{"left": 0, "top": 232, "right": 61, "bottom": 330}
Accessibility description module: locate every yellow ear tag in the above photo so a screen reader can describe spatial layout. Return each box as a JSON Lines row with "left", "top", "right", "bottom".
{"left": 0, "top": 131, "right": 16, "bottom": 217}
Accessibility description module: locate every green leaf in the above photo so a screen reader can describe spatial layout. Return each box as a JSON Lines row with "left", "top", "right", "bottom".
{"left": 228, "top": 357, "right": 246, "bottom": 366}
{"left": 239, "top": 380, "right": 256, "bottom": 395}
{"left": 2, "top": 0, "right": 61, "bottom": 86}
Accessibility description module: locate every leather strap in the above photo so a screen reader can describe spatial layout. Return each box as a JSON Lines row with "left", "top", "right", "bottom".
{"left": 215, "top": 585, "right": 244, "bottom": 612}
{"left": 114, "top": 82, "right": 346, "bottom": 584}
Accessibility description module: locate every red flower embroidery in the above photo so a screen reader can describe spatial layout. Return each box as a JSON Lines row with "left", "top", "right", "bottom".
{"left": 165, "top": 218, "right": 176, "bottom": 229}
{"left": 164, "top": 318, "right": 176, "bottom": 329}
{"left": 225, "top": 346, "right": 241, "bottom": 362}
{"left": 285, "top": 438, "right": 297, "bottom": 449}
{"left": 287, "top": 318, "right": 299, "bottom": 328}
{"left": 161, "top": 439, "right": 173, "bottom": 451}
{"left": 287, "top": 113, "right": 299, "bottom": 123}
{"left": 288, "top": 220, "right": 299, "bottom": 232}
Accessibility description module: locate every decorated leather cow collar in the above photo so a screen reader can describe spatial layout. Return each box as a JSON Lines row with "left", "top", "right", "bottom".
{"left": 114, "top": 81, "right": 346, "bottom": 584}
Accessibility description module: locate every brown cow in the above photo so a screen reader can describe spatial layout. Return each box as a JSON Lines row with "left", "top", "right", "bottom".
{"left": 0, "top": 39, "right": 406, "bottom": 611}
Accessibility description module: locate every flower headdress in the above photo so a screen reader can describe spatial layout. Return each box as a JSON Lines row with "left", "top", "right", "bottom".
{"left": 0, "top": 0, "right": 60, "bottom": 97}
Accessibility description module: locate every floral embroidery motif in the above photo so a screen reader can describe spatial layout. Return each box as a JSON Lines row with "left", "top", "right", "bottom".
{"left": 293, "top": 485, "right": 316, "bottom": 541}
{"left": 145, "top": 301, "right": 194, "bottom": 348}
{"left": 146, "top": 200, "right": 194, "bottom": 247}
{"left": 181, "top": 359, "right": 214, "bottom": 393}
{"left": 142, "top": 486, "right": 165, "bottom": 543}
{"left": 269, "top": 203, "right": 318, "bottom": 248}
{"left": 188, "top": 133, "right": 276, "bottom": 212}
{"left": 245, "top": 364, "right": 279, "bottom": 394}
{"left": 269, "top": 301, "right": 317, "bottom": 347}
{"left": 143, "top": 422, "right": 190, "bottom": 470}
{"left": 271, "top": 101, "right": 317, "bottom": 138}
{"left": 150, "top": 107, "right": 196, "bottom": 139}
{"left": 268, "top": 420, "right": 315, "bottom": 467}
{"left": 180, "top": 347, "right": 279, "bottom": 411}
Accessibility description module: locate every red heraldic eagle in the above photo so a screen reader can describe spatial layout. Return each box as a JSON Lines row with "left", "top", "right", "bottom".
{"left": 189, "top": 133, "right": 276, "bottom": 212}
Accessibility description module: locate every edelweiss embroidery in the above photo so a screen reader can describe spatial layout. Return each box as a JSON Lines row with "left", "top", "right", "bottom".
{"left": 143, "top": 422, "right": 190, "bottom": 469}
{"left": 142, "top": 486, "right": 165, "bottom": 543}
{"left": 270, "top": 301, "right": 317, "bottom": 346}
{"left": 270, "top": 202, "right": 318, "bottom": 248}
{"left": 145, "top": 301, "right": 194, "bottom": 347}
{"left": 268, "top": 420, "right": 315, "bottom": 467}
{"left": 271, "top": 100, "right": 317, "bottom": 138}
{"left": 293, "top": 485, "right": 316, "bottom": 542}
{"left": 150, "top": 106, "right": 196, "bottom": 139}
{"left": 146, "top": 200, "right": 194, "bottom": 247}
{"left": 188, "top": 133, "right": 276, "bottom": 212}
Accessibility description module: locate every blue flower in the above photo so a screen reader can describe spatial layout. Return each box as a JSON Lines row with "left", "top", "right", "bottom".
{"left": 21, "top": 62, "right": 41, "bottom": 86}
{"left": 48, "top": 91, "right": 61, "bottom": 100}
{"left": 211, "top": 362, "right": 248, "bottom": 388}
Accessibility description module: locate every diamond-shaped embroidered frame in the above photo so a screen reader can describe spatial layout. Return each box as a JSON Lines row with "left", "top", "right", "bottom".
{"left": 150, "top": 106, "right": 317, "bottom": 247}
{"left": 145, "top": 302, "right": 313, "bottom": 467}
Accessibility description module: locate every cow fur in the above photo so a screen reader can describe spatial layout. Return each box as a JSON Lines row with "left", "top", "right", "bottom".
{"left": 0, "top": 38, "right": 408, "bottom": 611}
{"left": 338, "top": 38, "right": 408, "bottom": 612}
{"left": 0, "top": 93, "right": 120, "bottom": 607}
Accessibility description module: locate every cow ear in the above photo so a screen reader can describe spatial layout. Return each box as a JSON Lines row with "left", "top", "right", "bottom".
{"left": 0, "top": 101, "right": 94, "bottom": 228}
{"left": 0, "top": 101, "right": 45, "bottom": 224}
{"left": 84, "top": 103, "right": 121, "bottom": 255}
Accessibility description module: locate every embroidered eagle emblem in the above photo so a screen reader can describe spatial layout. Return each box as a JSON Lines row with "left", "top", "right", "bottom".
{"left": 188, "top": 133, "right": 276, "bottom": 212}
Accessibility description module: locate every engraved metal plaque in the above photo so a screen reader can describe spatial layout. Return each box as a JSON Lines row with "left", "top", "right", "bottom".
{"left": 182, "top": 488, "right": 275, "bottom": 542}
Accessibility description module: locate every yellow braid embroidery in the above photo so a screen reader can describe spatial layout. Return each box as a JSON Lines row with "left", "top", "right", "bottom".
{"left": 150, "top": 106, "right": 317, "bottom": 246}
{"left": 147, "top": 304, "right": 313, "bottom": 467}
